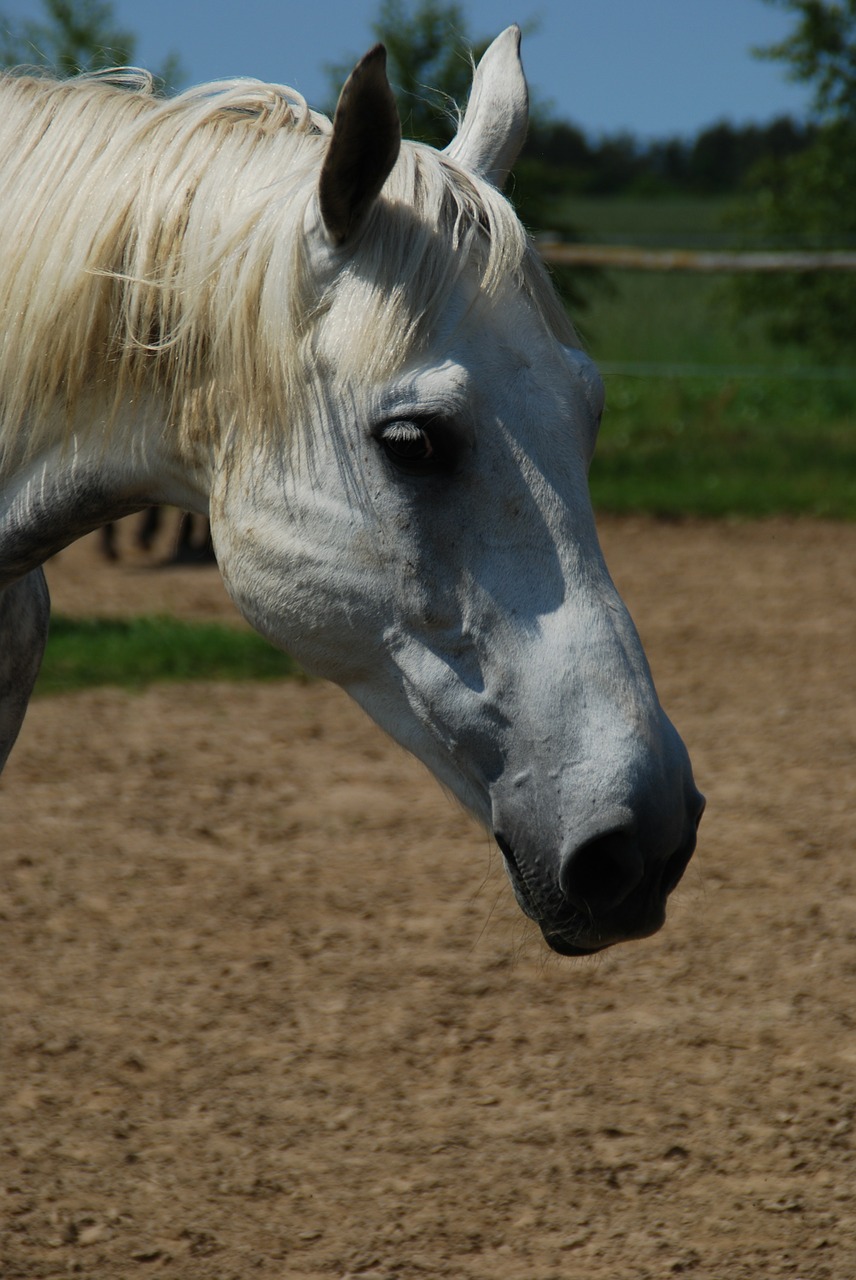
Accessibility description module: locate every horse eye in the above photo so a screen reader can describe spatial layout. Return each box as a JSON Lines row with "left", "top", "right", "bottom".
{"left": 382, "top": 422, "right": 434, "bottom": 461}
{"left": 378, "top": 419, "right": 454, "bottom": 476}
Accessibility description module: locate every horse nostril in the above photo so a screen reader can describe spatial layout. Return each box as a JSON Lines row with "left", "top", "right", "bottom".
{"left": 560, "top": 829, "right": 645, "bottom": 914}
{"left": 660, "top": 822, "right": 699, "bottom": 897}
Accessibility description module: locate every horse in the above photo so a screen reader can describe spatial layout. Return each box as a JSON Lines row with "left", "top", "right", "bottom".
{"left": 0, "top": 27, "right": 704, "bottom": 955}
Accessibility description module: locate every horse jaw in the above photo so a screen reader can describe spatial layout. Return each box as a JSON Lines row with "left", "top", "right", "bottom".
{"left": 443, "top": 25, "right": 529, "bottom": 188}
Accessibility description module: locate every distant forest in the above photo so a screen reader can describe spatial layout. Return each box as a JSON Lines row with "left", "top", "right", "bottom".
{"left": 521, "top": 115, "right": 816, "bottom": 196}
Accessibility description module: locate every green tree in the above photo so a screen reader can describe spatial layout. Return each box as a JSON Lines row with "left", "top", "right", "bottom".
{"left": 733, "top": 0, "right": 856, "bottom": 357}
{"left": 758, "top": 0, "right": 856, "bottom": 116}
{"left": 0, "top": 0, "right": 182, "bottom": 87}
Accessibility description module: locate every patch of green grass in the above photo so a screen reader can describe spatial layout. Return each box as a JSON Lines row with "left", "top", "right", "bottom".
{"left": 35, "top": 615, "right": 301, "bottom": 696}
{"left": 591, "top": 373, "right": 856, "bottom": 517}
{"left": 546, "top": 197, "right": 856, "bottom": 518}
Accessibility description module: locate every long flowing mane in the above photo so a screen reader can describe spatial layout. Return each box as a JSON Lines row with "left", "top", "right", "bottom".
{"left": 0, "top": 67, "right": 575, "bottom": 466}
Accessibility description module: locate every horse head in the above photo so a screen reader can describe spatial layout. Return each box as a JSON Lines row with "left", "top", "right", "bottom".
{"left": 210, "top": 27, "right": 704, "bottom": 954}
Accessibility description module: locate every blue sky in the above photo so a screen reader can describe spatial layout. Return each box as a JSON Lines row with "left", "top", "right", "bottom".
{"left": 2, "top": 1, "right": 813, "bottom": 139}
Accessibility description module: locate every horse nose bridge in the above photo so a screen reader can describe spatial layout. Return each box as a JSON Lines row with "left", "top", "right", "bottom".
{"left": 523, "top": 578, "right": 664, "bottom": 722}
{"left": 506, "top": 660, "right": 670, "bottom": 795}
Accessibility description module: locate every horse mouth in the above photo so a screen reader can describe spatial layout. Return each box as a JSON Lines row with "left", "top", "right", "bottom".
{"left": 541, "top": 902, "right": 668, "bottom": 956}
{"left": 496, "top": 826, "right": 696, "bottom": 956}
{"left": 542, "top": 934, "right": 606, "bottom": 957}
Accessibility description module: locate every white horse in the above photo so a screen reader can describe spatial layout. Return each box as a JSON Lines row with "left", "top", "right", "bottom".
{"left": 0, "top": 28, "right": 703, "bottom": 954}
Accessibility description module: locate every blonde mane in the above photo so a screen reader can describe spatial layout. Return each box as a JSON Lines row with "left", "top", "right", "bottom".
{"left": 0, "top": 67, "right": 575, "bottom": 467}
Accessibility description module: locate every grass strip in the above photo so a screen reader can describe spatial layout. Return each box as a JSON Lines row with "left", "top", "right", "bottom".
{"left": 35, "top": 615, "right": 301, "bottom": 696}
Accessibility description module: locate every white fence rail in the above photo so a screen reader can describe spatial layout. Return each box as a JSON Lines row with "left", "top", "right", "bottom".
{"left": 538, "top": 243, "right": 856, "bottom": 273}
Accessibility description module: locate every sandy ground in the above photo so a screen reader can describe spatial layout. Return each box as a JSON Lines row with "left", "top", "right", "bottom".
{"left": 1, "top": 515, "right": 855, "bottom": 1280}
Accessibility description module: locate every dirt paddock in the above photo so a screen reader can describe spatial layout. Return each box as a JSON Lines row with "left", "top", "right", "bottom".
{"left": 2, "top": 516, "right": 855, "bottom": 1280}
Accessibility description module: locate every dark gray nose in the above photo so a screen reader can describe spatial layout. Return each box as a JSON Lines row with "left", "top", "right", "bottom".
{"left": 495, "top": 792, "right": 703, "bottom": 954}
{"left": 560, "top": 829, "right": 645, "bottom": 914}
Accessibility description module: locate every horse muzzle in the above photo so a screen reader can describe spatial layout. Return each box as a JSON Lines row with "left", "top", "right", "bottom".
{"left": 495, "top": 794, "right": 704, "bottom": 954}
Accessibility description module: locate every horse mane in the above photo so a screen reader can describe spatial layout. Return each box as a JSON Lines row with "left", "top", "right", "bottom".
{"left": 0, "top": 67, "right": 576, "bottom": 467}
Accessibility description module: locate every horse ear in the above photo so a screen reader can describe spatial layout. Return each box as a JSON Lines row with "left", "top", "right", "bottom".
{"left": 444, "top": 26, "right": 529, "bottom": 189}
{"left": 318, "top": 44, "right": 401, "bottom": 246}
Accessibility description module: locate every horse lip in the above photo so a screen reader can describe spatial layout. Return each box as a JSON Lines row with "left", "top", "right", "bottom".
{"left": 541, "top": 899, "right": 667, "bottom": 956}
{"left": 495, "top": 831, "right": 542, "bottom": 925}
{"left": 496, "top": 829, "right": 678, "bottom": 955}
{"left": 542, "top": 933, "right": 606, "bottom": 957}
{"left": 496, "top": 831, "right": 640, "bottom": 953}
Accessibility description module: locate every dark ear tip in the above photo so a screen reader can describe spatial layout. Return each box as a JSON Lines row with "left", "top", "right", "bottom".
{"left": 334, "top": 43, "right": 393, "bottom": 115}
{"left": 319, "top": 41, "right": 401, "bottom": 246}
{"left": 353, "top": 43, "right": 388, "bottom": 76}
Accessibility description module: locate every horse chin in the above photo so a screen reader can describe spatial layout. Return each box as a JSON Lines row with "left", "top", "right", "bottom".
{"left": 540, "top": 903, "right": 668, "bottom": 957}
{"left": 542, "top": 935, "right": 606, "bottom": 958}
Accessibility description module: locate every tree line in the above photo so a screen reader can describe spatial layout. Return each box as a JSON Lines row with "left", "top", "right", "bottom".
{"left": 522, "top": 115, "right": 817, "bottom": 198}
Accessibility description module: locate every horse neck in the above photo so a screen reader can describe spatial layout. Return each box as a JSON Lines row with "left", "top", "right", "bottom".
{"left": 0, "top": 398, "right": 211, "bottom": 587}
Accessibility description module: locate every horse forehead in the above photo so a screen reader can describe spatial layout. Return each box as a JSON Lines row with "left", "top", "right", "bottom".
{"left": 463, "top": 327, "right": 601, "bottom": 431}
{"left": 452, "top": 297, "right": 597, "bottom": 413}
